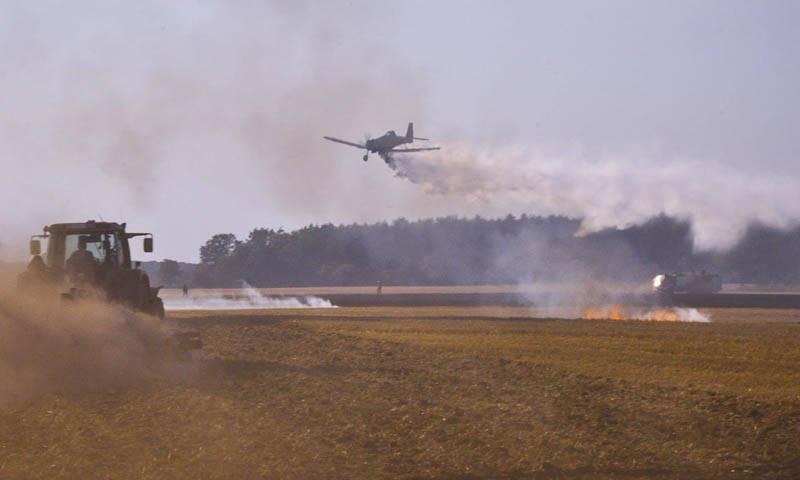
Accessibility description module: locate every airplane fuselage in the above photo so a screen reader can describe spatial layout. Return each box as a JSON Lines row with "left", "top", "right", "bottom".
{"left": 366, "top": 131, "right": 410, "bottom": 153}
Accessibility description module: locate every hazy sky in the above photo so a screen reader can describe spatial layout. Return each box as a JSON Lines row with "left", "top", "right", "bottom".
{"left": 1, "top": 1, "right": 798, "bottom": 261}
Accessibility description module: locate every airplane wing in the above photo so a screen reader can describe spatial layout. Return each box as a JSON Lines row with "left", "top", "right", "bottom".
{"left": 323, "top": 136, "right": 367, "bottom": 149}
{"left": 389, "top": 147, "right": 441, "bottom": 153}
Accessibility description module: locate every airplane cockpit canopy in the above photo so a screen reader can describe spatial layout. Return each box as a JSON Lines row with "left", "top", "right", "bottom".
{"left": 387, "top": 130, "right": 396, "bottom": 136}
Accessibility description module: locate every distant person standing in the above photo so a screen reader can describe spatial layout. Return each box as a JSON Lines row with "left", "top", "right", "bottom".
{"left": 182, "top": 284, "right": 189, "bottom": 296}
{"left": 376, "top": 281, "right": 383, "bottom": 295}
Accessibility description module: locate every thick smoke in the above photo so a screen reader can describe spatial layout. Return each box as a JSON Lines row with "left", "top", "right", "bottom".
{"left": 0, "top": 1, "right": 428, "bottom": 261}
{"left": 386, "top": 144, "right": 796, "bottom": 316}
{"left": 390, "top": 143, "right": 799, "bottom": 251}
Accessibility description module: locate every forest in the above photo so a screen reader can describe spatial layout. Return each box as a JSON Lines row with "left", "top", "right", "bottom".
{"left": 154, "top": 215, "right": 800, "bottom": 288}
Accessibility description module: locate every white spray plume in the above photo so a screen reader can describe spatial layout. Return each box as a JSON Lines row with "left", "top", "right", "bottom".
{"left": 391, "top": 143, "right": 798, "bottom": 250}
{"left": 642, "top": 307, "right": 711, "bottom": 323}
{"left": 163, "top": 282, "right": 336, "bottom": 311}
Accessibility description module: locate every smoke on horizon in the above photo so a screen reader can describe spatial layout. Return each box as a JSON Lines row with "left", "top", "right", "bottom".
{"left": 390, "top": 143, "right": 799, "bottom": 251}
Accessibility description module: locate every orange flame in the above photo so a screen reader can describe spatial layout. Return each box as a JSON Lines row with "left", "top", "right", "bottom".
{"left": 584, "top": 304, "right": 627, "bottom": 320}
{"left": 643, "top": 309, "right": 682, "bottom": 321}
{"left": 582, "top": 304, "right": 694, "bottom": 322}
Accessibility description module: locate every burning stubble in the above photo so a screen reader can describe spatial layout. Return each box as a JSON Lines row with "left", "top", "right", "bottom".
{"left": 583, "top": 304, "right": 711, "bottom": 322}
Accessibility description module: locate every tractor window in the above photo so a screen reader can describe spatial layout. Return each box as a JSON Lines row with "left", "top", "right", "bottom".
{"left": 64, "top": 233, "right": 121, "bottom": 267}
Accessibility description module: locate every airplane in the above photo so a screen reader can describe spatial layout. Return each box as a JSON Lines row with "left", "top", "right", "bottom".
{"left": 323, "top": 122, "right": 440, "bottom": 164}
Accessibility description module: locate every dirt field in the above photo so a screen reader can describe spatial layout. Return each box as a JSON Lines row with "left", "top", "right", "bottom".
{"left": 1, "top": 305, "right": 800, "bottom": 479}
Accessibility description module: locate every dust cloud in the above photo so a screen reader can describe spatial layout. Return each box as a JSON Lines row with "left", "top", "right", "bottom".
{"left": 0, "top": 282, "right": 180, "bottom": 406}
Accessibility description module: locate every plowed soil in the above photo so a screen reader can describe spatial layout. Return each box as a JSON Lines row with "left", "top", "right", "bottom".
{"left": 1, "top": 306, "right": 799, "bottom": 479}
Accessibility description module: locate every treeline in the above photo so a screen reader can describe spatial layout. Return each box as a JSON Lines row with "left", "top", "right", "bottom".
{"left": 141, "top": 260, "right": 197, "bottom": 288}
{"left": 185, "top": 214, "right": 800, "bottom": 287}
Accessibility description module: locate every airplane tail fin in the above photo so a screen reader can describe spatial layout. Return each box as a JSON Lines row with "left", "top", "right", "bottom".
{"left": 406, "top": 122, "right": 414, "bottom": 143}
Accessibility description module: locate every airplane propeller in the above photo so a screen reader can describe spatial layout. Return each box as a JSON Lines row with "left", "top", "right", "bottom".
{"left": 362, "top": 133, "right": 371, "bottom": 162}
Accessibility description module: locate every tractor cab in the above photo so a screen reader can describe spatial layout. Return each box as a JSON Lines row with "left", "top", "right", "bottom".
{"left": 28, "top": 221, "right": 153, "bottom": 287}
{"left": 20, "top": 220, "right": 165, "bottom": 317}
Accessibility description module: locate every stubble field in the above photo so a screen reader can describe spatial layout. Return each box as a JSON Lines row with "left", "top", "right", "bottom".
{"left": 1, "top": 302, "right": 799, "bottom": 479}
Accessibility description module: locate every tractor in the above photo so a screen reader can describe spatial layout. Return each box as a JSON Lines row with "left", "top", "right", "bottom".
{"left": 17, "top": 220, "right": 201, "bottom": 351}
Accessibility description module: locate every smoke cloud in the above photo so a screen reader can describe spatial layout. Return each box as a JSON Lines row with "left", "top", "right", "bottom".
{"left": 0, "top": 1, "right": 429, "bottom": 261}
{"left": 390, "top": 143, "right": 799, "bottom": 250}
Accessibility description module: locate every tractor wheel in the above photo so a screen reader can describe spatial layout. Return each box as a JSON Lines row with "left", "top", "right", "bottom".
{"left": 133, "top": 272, "right": 151, "bottom": 313}
{"left": 109, "top": 270, "right": 147, "bottom": 311}
{"left": 152, "top": 297, "right": 165, "bottom": 319}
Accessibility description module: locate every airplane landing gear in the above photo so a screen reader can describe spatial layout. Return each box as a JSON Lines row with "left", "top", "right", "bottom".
{"left": 363, "top": 154, "right": 368, "bottom": 162}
